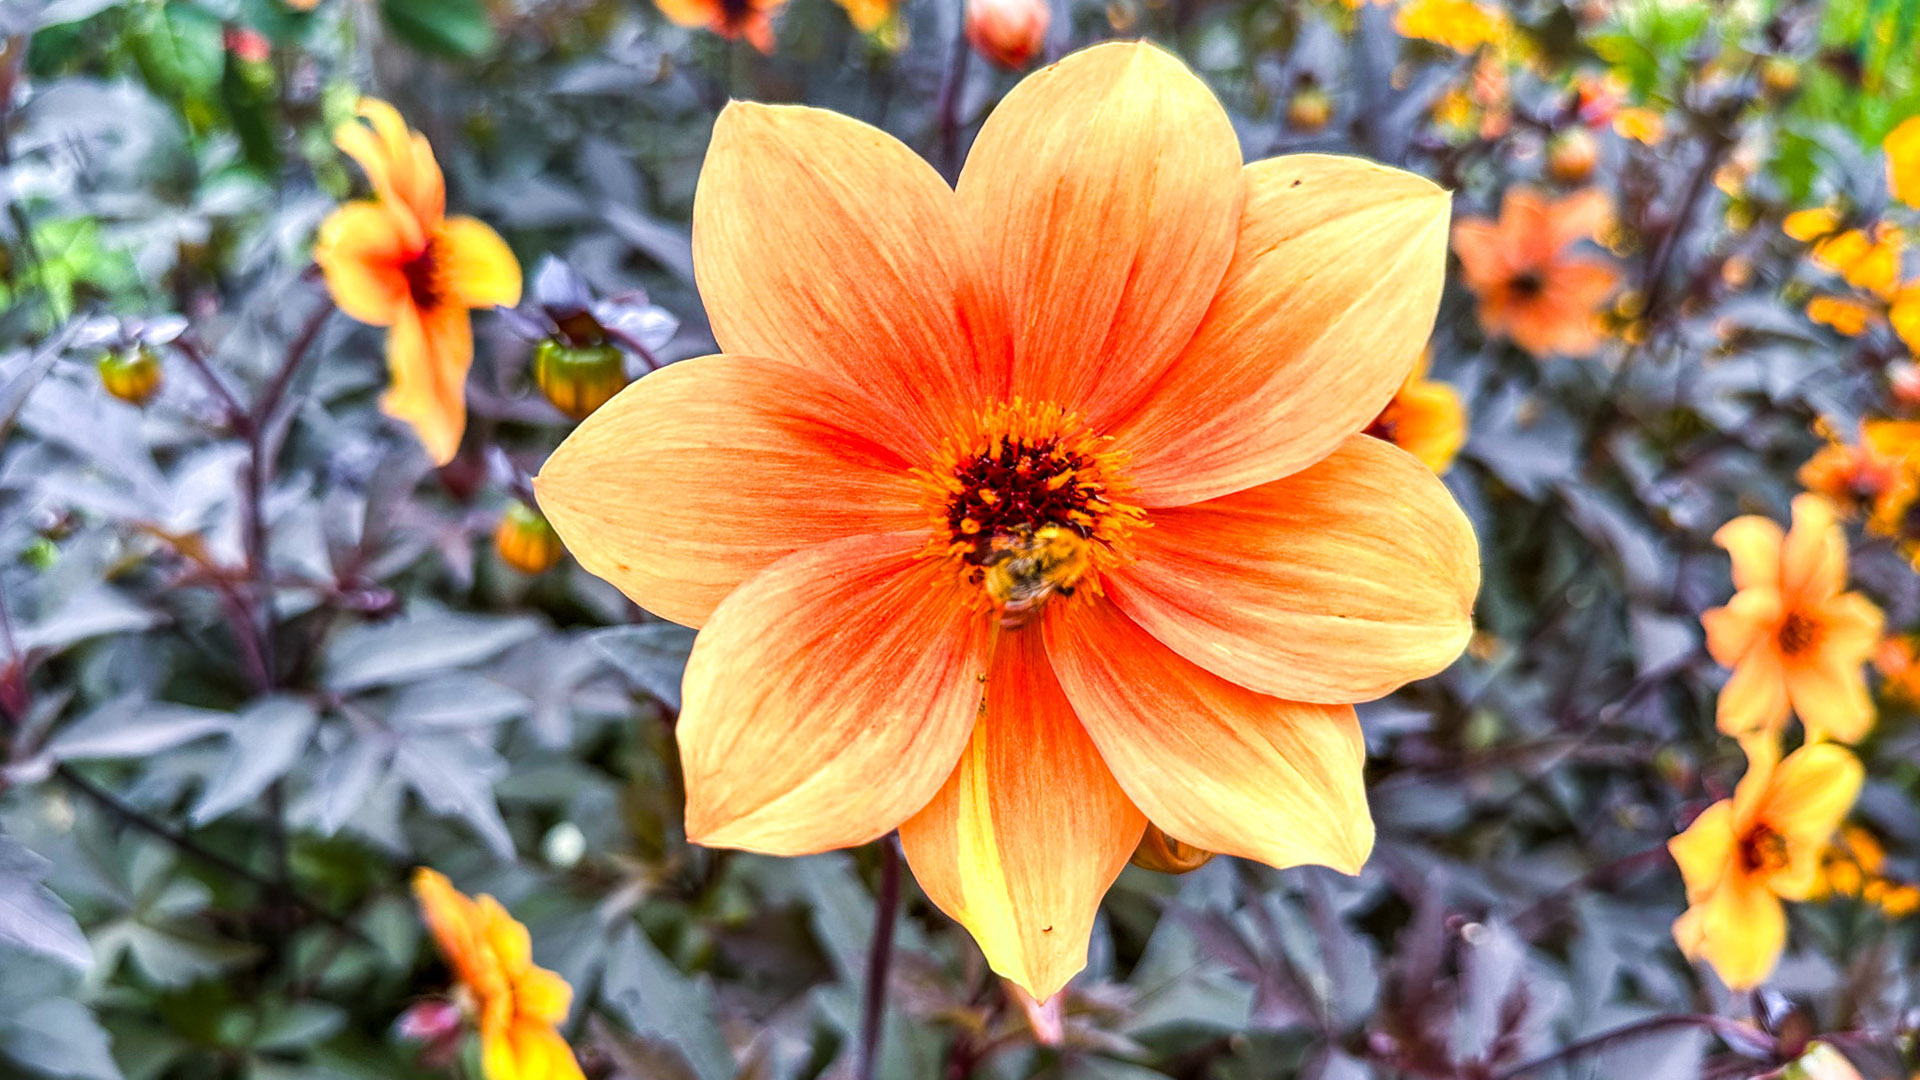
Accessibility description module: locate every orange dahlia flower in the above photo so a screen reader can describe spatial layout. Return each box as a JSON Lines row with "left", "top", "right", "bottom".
{"left": 1364, "top": 352, "right": 1467, "bottom": 474}
{"left": 535, "top": 42, "right": 1478, "bottom": 1000}
{"left": 1668, "top": 741, "right": 1861, "bottom": 990}
{"left": 1702, "top": 495, "right": 1883, "bottom": 747}
{"left": 1797, "top": 419, "right": 1920, "bottom": 535}
{"left": 314, "top": 100, "right": 522, "bottom": 465}
{"left": 411, "top": 869, "right": 583, "bottom": 1080}
{"left": 1886, "top": 116, "right": 1920, "bottom": 210}
{"left": 966, "top": 0, "right": 1051, "bottom": 70}
{"left": 1451, "top": 187, "right": 1619, "bottom": 357}
{"left": 654, "top": 0, "right": 783, "bottom": 51}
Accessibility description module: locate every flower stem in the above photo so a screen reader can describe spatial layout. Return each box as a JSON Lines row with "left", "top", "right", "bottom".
{"left": 855, "top": 836, "right": 902, "bottom": 1080}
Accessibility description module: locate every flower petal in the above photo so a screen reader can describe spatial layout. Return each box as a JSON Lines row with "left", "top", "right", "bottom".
{"left": 1782, "top": 493, "right": 1844, "bottom": 602}
{"left": 678, "top": 533, "right": 997, "bottom": 855}
{"left": 481, "top": 1017, "right": 585, "bottom": 1080}
{"left": 438, "top": 216, "right": 522, "bottom": 310}
{"left": 1667, "top": 800, "right": 1736, "bottom": 904}
{"left": 1786, "top": 658, "right": 1876, "bottom": 745}
{"left": 335, "top": 98, "right": 444, "bottom": 236}
{"left": 1701, "top": 587, "right": 1782, "bottom": 668}
{"left": 1107, "top": 435, "right": 1478, "bottom": 703}
{"left": 1045, "top": 598, "right": 1371, "bottom": 872}
{"left": 898, "top": 628, "right": 1145, "bottom": 1003}
{"left": 1110, "top": 154, "right": 1451, "bottom": 506}
{"left": 314, "top": 202, "right": 410, "bottom": 327}
{"left": 1682, "top": 877, "right": 1786, "bottom": 991}
{"left": 958, "top": 41, "right": 1243, "bottom": 431}
{"left": 692, "top": 102, "right": 1001, "bottom": 459}
{"left": 383, "top": 302, "right": 470, "bottom": 466}
{"left": 534, "top": 355, "right": 928, "bottom": 628}
{"left": 1762, "top": 743, "right": 1863, "bottom": 854}
{"left": 1715, "top": 648, "right": 1790, "bottom": 741}
{"left": 1714, "top": 514, "right": 1784, "bottom": 593}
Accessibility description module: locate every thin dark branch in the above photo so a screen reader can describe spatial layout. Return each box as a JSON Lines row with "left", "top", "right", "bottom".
{"left": 855, "top": 836, "right": 902, "bottom": 1080}
{"left": 253, "top": 298, "right": 333, "bottom": 432}
{"left": 933, "top": 11, "right": 971, "bottom": 181}
{"left": 169, "top": 337, "right": 248, "bottom": 429}
{"left": 1490, "top": 1014, "right": 1770, "bottom": 1080}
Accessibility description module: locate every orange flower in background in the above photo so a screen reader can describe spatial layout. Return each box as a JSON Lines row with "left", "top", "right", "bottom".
{"left": 654, "top": 0, "right": 783, "bottom": 50}
{"left": 1876, "top": 634, "right": 1920, "bottom": 702}
{"left": 1702, "top": 495, "right": 1883, "bottom": 746}
{"left": 1669, "top": 741, "right": 1862, "bottom": 990}
{"left": 1885, "top": 116, "right": 1920, "bottom": 210}
{"left": 1394, "top": 0, "right": 1510, "bottom": 53}
{"left": 314, "top": 100, "right": 522, "bottom": 466}
{"left": 1452, "top": 187, "right": 1619, "bottom": 357}
{"left": 833, "top": 0, "right": 893, "bottom": 32}
{"left": 966, "top": 0, "right": 1050, "bottom": 70}
{"left": 412, "top": 869, "right": 583, "bottom": 1080}
{"left": 1797, "top": 419, "right": 1920, "bottom": 535}
{"left": 1804, "top": 295, "right": 1875, "bottom": 336}
{"left": 1365, "top": 352, "right": 1467, "bottom": 474}
{"left": 535, "top": 43, "right": 1478, "bottom": 1000}
{"left": 1612, "top": 106, "right": 1665, "bottom": 144}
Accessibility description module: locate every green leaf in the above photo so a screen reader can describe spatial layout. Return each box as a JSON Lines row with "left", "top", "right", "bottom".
{"left": 378, "top": 0, "right": 495, "bottom": 59}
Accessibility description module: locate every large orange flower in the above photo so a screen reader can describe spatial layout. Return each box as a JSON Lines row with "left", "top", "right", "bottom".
{"left": 535, "top": 43, "right": 1478, "bottom": 1000}
{"left": 1702, "top": 495, "right": 1883, "bottom": 747}
{"left": 412, "top": 869, "right": 583, "bottom": 1080}
{"left": 1669, "top": 741, "right": 1862, "bottom": 990}
{"left": 314, "top": 100, "right": 522, "bottom": 465}
{"left": 653, "top": 0, "right": 784, "bottom": 51}
{"left": 1451, "top": 187, "right": 1619, "bottom": 357}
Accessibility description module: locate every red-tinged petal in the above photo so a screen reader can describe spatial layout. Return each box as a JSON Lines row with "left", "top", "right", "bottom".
{"left": 1715, "top": 649, "right": 1790, "bottom": 741}
{"left": 898, "top": 629, "right": 1146, "bottom": 1003}
{"left": 314, "top": 202, "right": 411, "bottom": 327}
{"left": 438, "top": 216, "right": 522, "bottom": 310}
{"left": 1110, "top": 155, "right": 1451, "bottom": 506}
{"left": 677, "top": 533, "right": 997, "bottom": 856}
{"left": 1045, "top": 598, "right": 1371, "bottom": 872}
{"left": 1714, "top": 515, "right": 1785, "bottom": 593}
{"left": 534, "top": 355, "right": 928, "bottom": 628}
{"left": 383, "top": 302, "right": 470, "bottom": 466}
{"left": 1451, "top": 217, "right": 1514, "bottom": 291}
{"left": 336, "top": 98, "right": 444, "bottom": 232}
{"left": 1106, "top": 436, "right": 1478, "bottom": 703}
{"left": 692, "top": 102, "right": 1001, "bottom": 460}
{"left": 958, "top": 41, "right": 1243, "bottom": 431}
{"left": 1667, "top": 800, "right": 1736, "bottom": 905}
{"left": 1701, "top": 587, "right": 1782, "bottom": 668}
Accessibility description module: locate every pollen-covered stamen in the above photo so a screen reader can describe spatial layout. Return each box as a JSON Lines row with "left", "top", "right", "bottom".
{"left": 402, "top": 238, "right": 445, "bottom": 310}
{"left": 915, "top": 399, "right": 1145, "bottom": 620}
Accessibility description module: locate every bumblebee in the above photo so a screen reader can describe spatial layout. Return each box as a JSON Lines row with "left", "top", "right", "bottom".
{"left": 980, "top": 524, "right": 1093, "bottom": 628}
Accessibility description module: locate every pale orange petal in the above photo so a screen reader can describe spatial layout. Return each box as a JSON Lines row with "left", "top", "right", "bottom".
{"left": 482, "top": 1016, "right": 585, "bottom": 1080}
{"left": 336, "top": 98, "right": 444, "bottom": 231}
{"left": 1110, "top": 155, "right": 1452, "bottom": 506}
{"left": 958, "top": 41, "right": 1243, "bottom": 431}
{"left": 383, "top": 302, "right": 470, "bottom": 466}
{"left": 438, "top": 216, "right": 522, "bottom": 310}
{"left": 1667, "top": 800, "right": 1736, "bottom": 904}
{"left": 1781, "top": 493, "right": 1844, "bottom": 601}
{"left": 1818, "top": 591, "right": 1885, "bottom": 662}
{"left": 1106, "top": 435, "right": 1478, "bottom": 703}
{"left": 692, "top": 102, "right": 1000, "bottom": 460}
{"left": 411, "top": 868, "right": 488, "bottom": 991}
{"left": 899, "top": 629, "right": 1145, "bottom": 1002}
{"left": 1544, "top": 187, "right": 1612, "bottom": 252}
{"left": 1715, "top": 648, "right": 1790, "bottom": 741}
{"left": 1701, "top": 586, "right": 1782, "bottom": 668}
{"left": 1785, "top": 657, "right": 1876, "bottom": 746}
{"left": 1045, "top": 599, "right": 1372, "bottom": 872}
{"left": 678, "top": 533, "right": 997, "bottom": 855}
{"left": 534, "top": 355, "right": 927, "bottom": 628}
{"left": 1544, "top": 257, "right": 1620, "bottom": 311}
{"left": 1683, "top": 876, "right": 1786, "bottom": 991}
{"left": 1760, "top": 743, "right": 1863, "bottom": 864}
{"left": 1450, "top": 217, "right": 1514, "bottom": 291}
{"left": 314, "top": 202, "right": 411, "bottom": 327}
{"left": 1713, "top": 515, "right": 1784, "bottom": 592}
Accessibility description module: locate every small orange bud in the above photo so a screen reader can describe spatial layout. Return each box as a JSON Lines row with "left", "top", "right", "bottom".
{"left": 532, "top": 339, "right": 628, "bottom": 420}
{"left": 1546, "top": 127, "right": 1598, "bottom": 185}
{"left": 98, "top": 346, "right": 163, "bottom": 406}
{"left": 1128, "top": 824, "right": 1214, "bottom": 874}
{"left": 494, "top": 500, "right": 564, "bottom": 574}
{"left": 965, "top": 0, "right": 1049, "bottom": 70}
{"left": 1286, "top": 86, "right": 1332, "bottom": 133}
{"left": 1760, "top": 57, "right": 1800, "bottom": 98}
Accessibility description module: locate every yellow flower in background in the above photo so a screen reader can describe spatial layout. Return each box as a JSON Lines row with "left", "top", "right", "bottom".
{"left": 1669, "top": 741, "right": 1863, "bottom": 991}
{"left": 1797, "top": 419, "right": 1920, "bottom": 536}
{"left": 1784, "top": 206, "right": 1840, "bottom": 243}
{"left": 1394, "top": 0, "right": 1510, "bottom": 53}
{"left": 1613, "top": 106, "right": 1665, "bottom": 144}
{"left": 1365, "top": 352, "right": 1468, "bottom": 474}
{"left": 1701, "top": 495, "right": 1883, "bottom": 747}
{"left": 1808, "top": 823, "right": 1920, "bottom": 917}
{"left": 1885, "top": 116, "right": 1920, "bottom": 209}
{"left": 833, "top": 0, "right": 893, "bottom": 32}
{"left": 314, "top": 100, "right": 523, "bottom": 466}
{"left": 412, "top": 869, "right": 584, "bottom": 1080}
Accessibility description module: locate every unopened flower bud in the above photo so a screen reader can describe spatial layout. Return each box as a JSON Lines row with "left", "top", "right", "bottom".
{"left": 1546, "top": 127, "right": 1598, "bottom": 185}
{"left": 1129, "top": 824, "right": 1214, "bottom": 874}
{"left": 966, "top": 0, "right": 1049, "bottom": 71}
{"left": 1287, "top": 86, "right": 1332, "bottom": 133}
{"left": 1761, "top": 57, "right": 1800, "bottom": 98}
{"left": 494, "top": 500, "right": 564, "bottom": 575}
{"left": 533, "top": 338, "right": 627, "bottom": 420}
{"left": 98, "top": 346, "right": 163, "bottom": 406}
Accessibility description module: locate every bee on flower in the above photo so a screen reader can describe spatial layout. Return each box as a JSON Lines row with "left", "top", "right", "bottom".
{"left": 409, "top": 869, "right": 583, "bottom": 1080}
{"left": 1668, "top": 741, "right": 1863, "bottom": 990}
{"left": 1451, "top": 187, "right": 1621, "bottom": 358}
{"left": 534, "top": 42, "right": 1478, "bottom": 1000}
{"left": 314, "top": 99, "right": 522, "bottom": 466}
{"left": 1701, "top": 495, "right": 1884, "bottom": 747}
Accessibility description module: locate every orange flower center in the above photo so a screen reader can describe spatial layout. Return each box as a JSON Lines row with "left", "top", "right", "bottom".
{"left": 402, "top": 238, "right": 445, "bottom": 310}
{"left": 1778, "top": 610, "right": 1821, "bottom": 657}
{"left": 916, "top": 399, "right": 1144, "bottom": 626}
{"left": 1740, "top": 824, "right": 1791, "bottom": 876}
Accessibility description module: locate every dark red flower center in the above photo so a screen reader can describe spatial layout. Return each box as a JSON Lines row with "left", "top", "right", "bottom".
{"left": 403, "top": 241, "right": 444, "bottom": 310}
{"left": 1509, "top": 270, "right": 1545, "bottom": 298}
{"left": 1778, "top": 611, "right": 1820, "bottom": 657}
{"left": 1740, "top": 825, "right": 1790, "bottom": 875}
